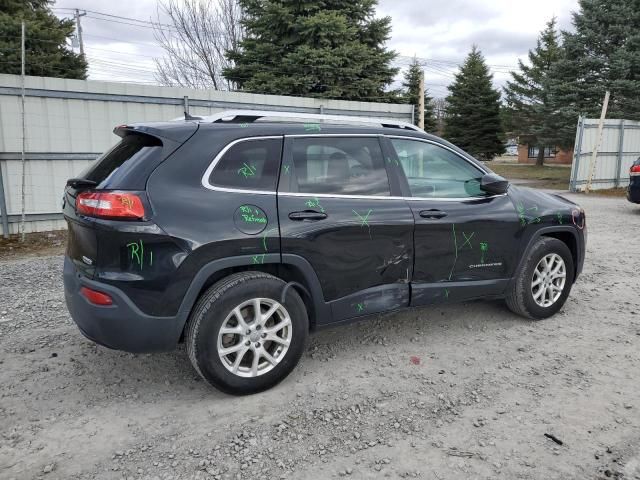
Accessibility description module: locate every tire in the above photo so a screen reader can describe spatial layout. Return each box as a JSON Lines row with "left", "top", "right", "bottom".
{"left": 505, "top": 237, "right": 575, "bottom": 320}
{"left": 185, "top": 271, "right": 308, "bottom": 395}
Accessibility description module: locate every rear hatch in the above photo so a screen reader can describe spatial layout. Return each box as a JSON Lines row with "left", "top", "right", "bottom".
{"left": 63, "top": 122, "right": 197, "bottom": 278}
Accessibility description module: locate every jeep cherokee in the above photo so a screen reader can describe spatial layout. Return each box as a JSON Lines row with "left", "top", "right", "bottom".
{"left": 63, "top": 111, "right": 586, "bottom": 395}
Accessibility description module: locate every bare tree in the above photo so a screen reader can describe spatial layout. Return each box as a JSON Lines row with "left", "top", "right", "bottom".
{"left": 153, "top": 0, "right": 243, "bottom": 90}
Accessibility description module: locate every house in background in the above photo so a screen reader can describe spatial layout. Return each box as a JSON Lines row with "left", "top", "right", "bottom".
{"left": 517, "top": 139, "right": 573, "bottom": 165}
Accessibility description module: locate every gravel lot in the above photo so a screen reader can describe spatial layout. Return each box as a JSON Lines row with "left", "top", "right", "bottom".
{"left": 1, "top": 192, "right": 639, "bottom": 480}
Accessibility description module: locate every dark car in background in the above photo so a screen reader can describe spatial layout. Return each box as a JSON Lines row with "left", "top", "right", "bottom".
{"left": 62, "top": 111, "right": 587, "bottom": 395}
{"left": 628, "top": 157, "right": 640, "bottom": 204}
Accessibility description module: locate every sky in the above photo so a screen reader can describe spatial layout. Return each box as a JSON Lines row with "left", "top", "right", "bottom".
{"left": 51, "top": 0, "right": 580, "bottom": 99}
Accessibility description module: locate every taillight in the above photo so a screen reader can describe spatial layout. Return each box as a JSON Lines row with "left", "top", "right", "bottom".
{"left": 630, "top": 164, "right": 640, "bottom": 176}
{"left": 80, "top": 286, "right": 113, "bottom": 306}
{"left": 76, "top": 191, "right": 145, "bottom": 219}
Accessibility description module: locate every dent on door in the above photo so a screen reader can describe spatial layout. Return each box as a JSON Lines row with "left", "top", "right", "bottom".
{"left": 278, "top": 195, "right": 414, "bottom": 324}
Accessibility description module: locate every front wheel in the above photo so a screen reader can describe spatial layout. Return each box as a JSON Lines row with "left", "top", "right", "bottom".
{"left": 505, "top": 237, "right": 575, "bottom": 319}
{"left": 186, "top": 272, "right": 308, "bottom": 395}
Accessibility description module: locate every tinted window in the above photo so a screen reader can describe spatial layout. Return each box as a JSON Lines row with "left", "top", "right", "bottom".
{"left": 391, "top": 139, "right": 485, "bottom": 198}
{"left": 83, "top": 134, "right": 162, "bottom": 187}
{"left": 283, "top": 137, "right": 390, "bottom": 196}
{"left": 209, "top": 138, "right": 282, "bottom": 191}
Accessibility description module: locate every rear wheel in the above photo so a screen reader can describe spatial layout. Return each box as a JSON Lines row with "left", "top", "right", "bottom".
{"left": 186, "top": 272, "right": 308, "bottom": 395}
{"left": 506, "top": 237, "right": 575, "bottom": 319}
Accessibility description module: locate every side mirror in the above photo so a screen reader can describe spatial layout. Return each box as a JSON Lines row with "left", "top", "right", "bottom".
{"left": 480, "top": 173, "right": 509, "bottom": 195}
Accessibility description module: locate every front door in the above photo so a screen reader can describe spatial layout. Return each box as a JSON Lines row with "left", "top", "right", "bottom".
{"left": 277, "top": 135, "right": 414, "bottom": 323}
{"left": 385, "top": 136, "right": 520, "bottom": 305}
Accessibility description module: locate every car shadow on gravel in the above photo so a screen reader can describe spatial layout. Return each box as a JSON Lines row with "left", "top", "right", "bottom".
{"left": 64, "top": 299, "right": 527, "bottom": 401}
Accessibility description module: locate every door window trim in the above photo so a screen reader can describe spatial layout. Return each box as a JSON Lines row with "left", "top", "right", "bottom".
{"left": 201, "top": 135, "right": 283, "bottom": 195}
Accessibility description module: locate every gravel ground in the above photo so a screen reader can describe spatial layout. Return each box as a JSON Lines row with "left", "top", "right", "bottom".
{"left": 1, "top": 192, "right": 639, "bottom": 480}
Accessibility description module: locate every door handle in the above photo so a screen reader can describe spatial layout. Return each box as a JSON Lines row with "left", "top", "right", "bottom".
{"left": 419, "top": 209, "right": 447, "bottom": 219}
{"left": 288, "top": 210, "right": 328, "bottom": 221}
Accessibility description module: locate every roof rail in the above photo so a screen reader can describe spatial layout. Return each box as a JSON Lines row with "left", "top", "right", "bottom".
{"left": 172, "top": 109, "right": 422, "bottom": 132}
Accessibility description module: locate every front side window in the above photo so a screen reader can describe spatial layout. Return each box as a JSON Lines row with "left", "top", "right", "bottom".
{"left": 283, "top": 137, "right": 390, "bottom": 196}
{"left": 209, "top": 138, "right": 282, "bottom": 191}
{"left": 391, "top": 139, "right": 485, "bottom": 198}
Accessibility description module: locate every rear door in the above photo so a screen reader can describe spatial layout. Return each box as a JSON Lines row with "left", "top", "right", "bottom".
{"left": 385, "top": 136, "right": 520, "bottom": 305}
{"left": 277, "top": 135, "right": 414, "bottom": 323}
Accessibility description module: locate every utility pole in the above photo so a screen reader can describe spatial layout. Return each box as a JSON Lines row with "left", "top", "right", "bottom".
{"left": 74, "top": 9, "right": 86, "bottom": 57}
{"left": 584, "top": 90, "right": 610, "bottom": 193}
{"left": 418, "top": 69, "right": 425, "bottom": 130}
{"left": 19, "top": 21, "right": 26, "bottom": 242}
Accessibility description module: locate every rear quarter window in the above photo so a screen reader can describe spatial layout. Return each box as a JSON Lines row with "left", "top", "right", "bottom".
{"left": 82, "top": 134, "right": 163, "bottom": 188}
{"left": 207, "top": 138, "right": 282, "bottom": 191}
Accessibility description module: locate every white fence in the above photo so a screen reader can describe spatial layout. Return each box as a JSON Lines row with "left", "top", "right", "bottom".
{"left": 0, "top": 74, "right": 413, "bottom": 236}
{"left": 569, "top": 117, "right": 640, "bottom": 191}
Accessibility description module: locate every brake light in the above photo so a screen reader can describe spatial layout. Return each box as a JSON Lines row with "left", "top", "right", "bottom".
{"left": 630, "top": 164, "right": 640, "bottom": 176}
{"left": 76, "top": 191, "right": 145, "bottom": 219}
{"left": 80, "top": 286, "right": 113, "bottom": 306}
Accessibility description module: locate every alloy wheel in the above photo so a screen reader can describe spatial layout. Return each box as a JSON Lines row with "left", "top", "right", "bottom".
{"left": 217, "top": 298, "right": 292, "bottom": 378}
{"left": 531, "top": 253, "right": 566, "bottom": 308}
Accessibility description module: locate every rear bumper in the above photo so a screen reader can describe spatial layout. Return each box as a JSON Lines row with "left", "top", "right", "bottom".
{"left": 627, "top": 181, "right": 640, "bottom": 204}
{"left": 63, "top": 257, "right": 183, "bottom": 353}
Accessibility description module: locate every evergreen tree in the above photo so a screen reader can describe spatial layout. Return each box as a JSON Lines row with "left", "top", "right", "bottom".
{"left": 550, "top": 0, "right": 640, "bottom": 146}
{"left": 443, "top": 46, "right": 505, "bottom": 160}
{"left": 223, "top": 0, "right": 398, "bottom": 100}
{"left": 0, "top": 0, "right": 87, "bottom": 79}
{"left": 402, "top": 59, "right": 437, "bottom": 132}
{"left": 504, "top": 18, "right": 563, "bottom": 165}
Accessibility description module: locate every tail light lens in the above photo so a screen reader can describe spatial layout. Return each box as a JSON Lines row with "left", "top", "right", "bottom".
{"left": 76, "top": 191, "right": 145, "bottom": 220}
{"left": 630, "top": 164, "right": 640, "bottom": 176}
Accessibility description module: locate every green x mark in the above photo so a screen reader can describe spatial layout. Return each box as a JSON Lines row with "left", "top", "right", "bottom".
{"left": 353, "top": 209, "right": 373, "bottom": 227}
{"left": 461, "top": 231, "right": 475, "bottom": 249}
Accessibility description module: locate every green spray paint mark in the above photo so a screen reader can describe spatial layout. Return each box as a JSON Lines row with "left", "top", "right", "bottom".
{"left": 252, "top": 254, "right": 266, "bottom": 265}
{"left": 239, "top": 205, "right": 267, "bottom": 224}
{"left": 516, "top": 202, "right": 541, "bottom": 227}
{"left": 461, "top": 231, "right": 475, "bottom": 249}
{"left": 355, "top": 302, "right": 365, "bottom": 313}
{"left": 241, "top": 214, "right": 267, "bottom": 224}
{"left": 444, "top": 288, "right": 450, "bottom": 299}
{"left": 448, "top": 224, "right": 458, "bottom": 281}
{"left": 353, "top": 209, "right": 372, "bottom": 227}
{"left": 283, "top": 165, "right": 290, "bottom": 175}
{"left": 305, "top": 197, "right": 325, "bottom": 212}
{"left": 238, "top": 162, "right": 257, "bottom": 178}
{"left": 240, "top": 122, "right": 249, "bottom": 128}
{"left": 353, "top": 209, "right": 373, "bottom": 239}
{"left": 126, "top": 239, "right": 151, "bottom": 270}
{"left": 262, "top": 228, "right": 278, "bottom": 252}
{"left": 303, "top": 123, "right": 321, "bottom": 132}
{"left": 480, "top": 241, "right": 488, "bottom": 264}
{"left": 557, "top": 213, "right": 563, "bottom": 224}
{"left": 386, "top": 157, "right": 400, "bottom": 166}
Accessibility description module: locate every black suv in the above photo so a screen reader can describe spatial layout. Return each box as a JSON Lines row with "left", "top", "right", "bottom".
{"left": 63, "top": 111, "right": 586, "bottom": 395}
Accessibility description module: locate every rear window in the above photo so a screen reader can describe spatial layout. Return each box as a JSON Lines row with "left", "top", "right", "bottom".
{"left": 82, "top": 134, "right": 163, "bottom": 188}
{"left": 208, "top": 138, "right": 282, "bottom": 191}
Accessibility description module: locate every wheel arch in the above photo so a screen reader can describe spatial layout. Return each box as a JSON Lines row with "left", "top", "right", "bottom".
{"left": 175, "top": 254, "right": 330, "bottom": 341}
{"left": 516, "top": 226, "right": 580, "bottom": 282}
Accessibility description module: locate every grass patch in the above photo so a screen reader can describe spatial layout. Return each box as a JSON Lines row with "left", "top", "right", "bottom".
{"left": 486, "top": 163, "right": 571, "bottom": 190}
{"left": 0, "top": 230, "right": 66, "bottom": 259}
